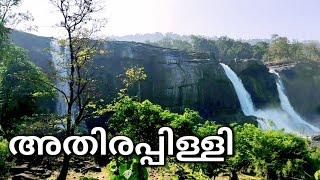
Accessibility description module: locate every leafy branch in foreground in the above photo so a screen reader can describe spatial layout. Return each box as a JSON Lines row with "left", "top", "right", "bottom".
{"left": 47, "top": 0, "right": 108, "bottom": 179}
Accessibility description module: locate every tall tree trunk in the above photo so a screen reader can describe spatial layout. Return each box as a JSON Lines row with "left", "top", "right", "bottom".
{"left": 230, "top": 169, "right": 239, "bottom": 180}
{"left": 57, "top": 153, "right": 72, "bottom": 180}
{"left": 138, "top": 81, "right": 141, "bottom": 102}
{"left": 58, "top": 95, "right": 74, "bottom": 179}
{"left": 58, "top": 111, "right": 73, "bottom": 180}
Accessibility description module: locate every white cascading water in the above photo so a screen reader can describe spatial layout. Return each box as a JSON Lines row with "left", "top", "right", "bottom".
{"left": 50, "top": 39, "right": 69, "bottom": 117}
{"left": 220, "top": 63, "right": 319, "bottom": 136}
{"left": 269, "top": 69, "right": 319, "bottom": 132}
{"left": 219, "top": 64, "right": 255, "bottom": 116}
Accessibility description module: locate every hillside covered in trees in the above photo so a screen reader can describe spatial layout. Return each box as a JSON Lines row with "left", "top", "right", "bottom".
{"left": 139, "top": 33, "right": 320, "bottom": 64}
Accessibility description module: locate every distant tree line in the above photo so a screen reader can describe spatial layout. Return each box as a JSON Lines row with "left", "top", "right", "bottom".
{"left": 149, "top": 34, "right": 320, "bottom": 63}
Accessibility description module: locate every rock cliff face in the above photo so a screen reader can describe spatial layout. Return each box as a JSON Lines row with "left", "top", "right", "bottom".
{"left": 13, "top": 30, "right": 320, "bottom": 125}
{"left": 93, "top": 41, "right": 248, "bottom": 123}
{"left": 230, "top": 60, "right": 280, "bottom": 109}
{"left": 275, "top": 61, "right": 320, "bottom": 125}
{"left": 9, "top": 30, "right": 54, "bottom": 73}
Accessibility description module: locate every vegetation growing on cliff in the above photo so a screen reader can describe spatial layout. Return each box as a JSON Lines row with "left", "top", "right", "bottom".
{"left": 150, "top": 34, "right": 320, "bottom": 63}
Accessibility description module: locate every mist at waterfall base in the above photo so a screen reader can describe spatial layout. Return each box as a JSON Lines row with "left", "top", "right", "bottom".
{"left": 220, "top": 63, "right": 319, "bottom": 136}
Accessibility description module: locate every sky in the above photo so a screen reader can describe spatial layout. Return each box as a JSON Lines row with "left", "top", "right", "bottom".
{"left": 18, "top": 0, "right": 320, "bottom": 40}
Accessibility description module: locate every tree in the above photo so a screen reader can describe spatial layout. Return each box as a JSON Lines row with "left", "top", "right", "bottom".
{"left": 303, "top": 42, "right": 320, "bottom": 61}
{"left": 48, "top": 0, "right": 107, "bottom": 179}
{"left": 108, "top": 96, "right": 200, "bottom": 147}
{"left": 252, "top": 41, "right": 269, "bottom": 60}
{"left": 229, "top": 41, "right": 253, "bottom": 60}
{"left": 289, "top": 41, "right": 305, "bottom": 60}
{"left": 106, "top": 67, "right": 198, "bottom": 146}
{"left": 0, "top": 45, "right": 54, "bottom": 138}
{"left": 227, "top": 124, "right": 320, "bottom": 179}
{"left": 153, "top": 37, "right": 174, "bottom": 49}
{"left": 267, "top": 35, "right": 291, "bottom": 62}
{"left": 191, "top": 35, "right": 219, "bottom": 56}
{"left": 0, "top": 137, "right": 9, "bottom": 176}
{"left": 119, "top": 67, "right": 147, "bottom": 102}
{"left": 171, "top": 39, "right": 193, "bottom": 52}
{"left": 0, "top": 0, "right": 33, "bottom": 30}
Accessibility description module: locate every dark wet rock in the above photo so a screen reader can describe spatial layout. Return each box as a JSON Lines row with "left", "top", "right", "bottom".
{"left": 312, "top": 134, "right": 320, "bottom": 141}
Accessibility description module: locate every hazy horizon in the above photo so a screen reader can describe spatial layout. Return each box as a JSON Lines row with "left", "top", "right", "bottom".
{"left": 16, "top": 0, "right": 320, "bottom": 41}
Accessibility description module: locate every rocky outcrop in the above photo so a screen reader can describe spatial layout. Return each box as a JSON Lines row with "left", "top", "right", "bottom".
{"left": 93, "top": 41, "right": 243, "bottom": 121}
{"left": 9, "top": 30, "right": 54, "bottom": 73}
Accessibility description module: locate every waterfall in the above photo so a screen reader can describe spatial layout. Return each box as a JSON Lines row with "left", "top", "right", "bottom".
{"left": 50, "top": 39, "right": 69, "bottom": 117}
{"left": 220, "top": 63, "right": 319, "bottom": 135}
{"left": 219, "top": 64, "right": 255, "bottom": 116}
{"left": 269, "top": 69, "right": 319, "bottom": 132}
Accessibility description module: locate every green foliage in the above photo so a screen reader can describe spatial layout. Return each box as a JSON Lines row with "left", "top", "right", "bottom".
{"left": 79, "top": 177, "right": 98, "bottom": 180}
{"left": 0, "top": 22, "right": 9, "bottom": 50}
{"left": 119, "top": 67, "right": 147, "bottom": 96}
{"left": 195, "top": 120, "right": 222, "bottom": 137}
{"left": 107, "top": 157, "right": 148, "bottom": 180}
{"left": 228, "top": 124, "right": 317, "bottom": 179}
{"left": 315, "top": 170, "right": 320, "bottom": 180}
{"left": 107, "top": 96, "right": 200, "bottom": 148}
{"left": 303, "top": 42, "right": 320, "bottom": 61}
{"left": 188, "top": 121, "right": 227, "bottom": 179}
{"left": 267, "top": 35, "right": 291, "bottom": 62}
{"left": 0, "top": 137, "right": 11, "bottom": 176}
{"left": 0, "top": 44, "right": 55, "bottom": 137}
{"left": 265, "top": 35, "right": 320, "bottom": 62}
{"left": 215, "top": 36, "right": 254, "bottom": 61}
{"left": 153, "top": 35, "right": 267, "bottom": 62}
{"left": 152, "top": 37, "right": 193, "bottom": 52}
{"left": 190, "top": 35, "right": 218, "bottom": 55}
{"left": 0, "top": 0, "right": 34, "bottom": 31}
{"left": 252, "top": 41, "right": 269, "bottom": 60}
{"left": 181, "top": 122, "right": 320, "bottom": 180}
{"left": 168, "top": 163, "right": 211, "bottom": 180}
{"left": 106, "top": 94, "right": 320, "bottom": 179}
{"left": 151, "top": 34, "right": 320, "bottom": 63}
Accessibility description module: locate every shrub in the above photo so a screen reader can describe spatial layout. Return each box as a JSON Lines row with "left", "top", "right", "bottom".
{"left": 315, "top": 170, "right": 320, "bottom": 180}
{"left": 107, "top": 157, "right": 148, "bottom": 180}
{"left": 0, "top": 137, "right": 10, "bottom": 176}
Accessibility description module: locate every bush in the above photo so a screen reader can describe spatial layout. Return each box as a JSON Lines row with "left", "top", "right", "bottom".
{"left": 107, "top": 157, "right": 148, "bottom": 180}
{"left": 315, "top": 170, "right": 320, "bottom": 180}
{"left": 229, "top": 124, "right": 316, "bottom": 179}
{"left": 190, "top": 123, "right": 320, "bottom": 179}
{"left": 0, "top": 137, "right": 11, "bottom": 177}
{"left": 107, "top": 96, "right": 200, "bottom": 148}
{"left": 105, "top": 97, "right": 320, "bottom": 179}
